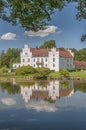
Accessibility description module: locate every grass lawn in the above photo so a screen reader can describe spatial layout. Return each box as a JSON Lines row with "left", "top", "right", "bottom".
{"left": 69, "top": 70, "right": 86, "bottom": 78}
{"left": 49, "top": 71, "right": 86, "bottom": 79}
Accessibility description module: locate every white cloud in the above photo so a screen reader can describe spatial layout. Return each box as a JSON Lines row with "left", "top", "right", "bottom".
{"left": 0, "top": 32, "right": 16, "bottom": 40}
{"left": 25, "top": 100, "right": 57, "bottom": 112}
{"left": 24, "top": 25, "right": 62, "bottom": 37}
{"left": 0, "top": 98, "right": 16, "bottom": 106}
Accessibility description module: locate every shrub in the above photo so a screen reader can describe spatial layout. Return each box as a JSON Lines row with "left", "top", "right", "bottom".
{"left": 59, "top": 69, "right": 70, "bottom": 78}
{"left": 0, "top": 67, "right": 8, "bottom": 73}
{"left": 34, "top": 67, "right": 51, "bottom": 79}
{"left": 15, "top": 66, "right": 36, "bottom": 75}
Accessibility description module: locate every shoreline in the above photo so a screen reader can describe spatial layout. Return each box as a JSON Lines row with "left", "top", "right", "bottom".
{"left": 0, "top": 77, "right": 86, "bottom": 83}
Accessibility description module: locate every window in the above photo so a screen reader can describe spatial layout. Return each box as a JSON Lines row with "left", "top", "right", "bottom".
{"left": 34, "top": 58, "right": 35, "bottom": 62}
{"left": 22, "top": 59, "right": 25, "bottom": 62}
{"left": 25, "top": 52, "right": 28, "bottom": 55}
{"left": 41, "top": 58, "right": 43, "bottom": 62}
{"left": 53, "top": 58, "right": 55, "bottom": 62}
{"left": 53, "top": 64, "right": 55, "bottom": 67}
{"left": 34, "top": 64, "right": 35, "bottom": 67}
{"left": 67, "top": 58, "right": 69, "bottom": 62}
{"left": 45, "top": 64, "right": 47, "bottom": 67}
{"left": 67, "top": 64, "right": 69, "bottom": 68}
{"left": 37, "top": 58, "right": 39, "bottom": 62}
{"left": 28, "top": 58, "right": 30, "bottom": 62}
{"left": 53, "top": 86, "right": 55, "bottom": 89}
{"left": 45, "top": 58, "right": 47, "bottom": 62}
{"left": 53, "top": 91, "right": 55, "bottom": 94}
{"left": 25, "top": 92, "right": 28, "bottom": 95}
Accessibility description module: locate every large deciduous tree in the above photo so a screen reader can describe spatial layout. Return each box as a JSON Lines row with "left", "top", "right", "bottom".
{"left": 0, "top": 48, "right": 21, "bottom": 68}
{"left": 0, "top": 0, "right": 65, "bottom": 31}
{"left": 0, "top": 0, "right": 86, "bottom": 40}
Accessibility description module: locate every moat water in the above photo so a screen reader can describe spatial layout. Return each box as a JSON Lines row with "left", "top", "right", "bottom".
{"left": 0, "top": 80, "right": 86, "bottom": 130}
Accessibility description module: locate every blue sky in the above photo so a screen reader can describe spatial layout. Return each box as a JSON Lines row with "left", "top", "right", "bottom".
{"left": 0, "top": 2, "right": 86, "bottom": 52}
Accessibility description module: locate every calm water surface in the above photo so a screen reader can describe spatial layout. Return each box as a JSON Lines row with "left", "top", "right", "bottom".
{"left": 0, "top": 80, "right": 86, "bottom": 130}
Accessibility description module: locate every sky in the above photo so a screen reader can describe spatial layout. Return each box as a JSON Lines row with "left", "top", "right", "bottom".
{"left": 0, "top": 2, "right": 86, "bottom": 53}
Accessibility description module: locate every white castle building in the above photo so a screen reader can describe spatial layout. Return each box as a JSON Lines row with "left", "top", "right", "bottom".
{"left": 13, "top": 44, "right": 74, "bottom": 71}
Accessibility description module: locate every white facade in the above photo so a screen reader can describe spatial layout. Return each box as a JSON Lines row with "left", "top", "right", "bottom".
{"left": 13, "top": 44, "right": 74, "bottom": 71}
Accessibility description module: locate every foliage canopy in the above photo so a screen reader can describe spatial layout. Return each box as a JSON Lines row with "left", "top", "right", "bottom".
{"left": 39, "top": 40, "right": 56, "bottom": 48}
{"left": 0, "top": 0, "right": 65, "bottom": 31}
{"left": 0, "top": 1, "right": 85, "bottom": 33}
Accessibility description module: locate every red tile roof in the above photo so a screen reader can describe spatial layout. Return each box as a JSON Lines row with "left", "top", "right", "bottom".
{"left": 74, "top": 60, "right": 86, "bottom": 67}
{"left": 30, "top": 48, "right": 50, "bottom": 57}
{"left": 30, "top": 48, "right": 73, "bottom": 58}
{"left": 30, "top": 89, "right": 73, "bottom": 99}
{"left": 59, "top": 89, "right": 73, "bottom": 97}
{"left": 31, "top": 91, "right": 49, "bottom": 99}
{"left": 59, "top": 50, "right": 73, "bottom": 58}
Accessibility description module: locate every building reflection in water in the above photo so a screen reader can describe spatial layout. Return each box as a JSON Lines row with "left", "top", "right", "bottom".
{"left": 21, "top": 80, "right": 74, "bottom": 103}
{"left": 20, "top": 80, "right": 74, "bottom": 112}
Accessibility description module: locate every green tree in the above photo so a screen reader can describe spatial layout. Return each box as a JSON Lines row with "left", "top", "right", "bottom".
{"left": 0, "top": 48, "right": 21, "bottom": 68}
{"left": 0, "top": 66, "right": 8, "bottom": 73}
{"left": 0, "top": 54, "right": 10, "bottom": 68}
{"left": 76, "top": 0, "right": 86, "bottom": 41}
{"left": 59, "top": 47, "right": 65, "bottom": 50}
{"left": 40, "top": 40, "right": 56, "bottom": 48}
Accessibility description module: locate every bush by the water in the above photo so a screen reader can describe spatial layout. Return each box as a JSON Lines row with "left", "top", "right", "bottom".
{"left": 15, "top": 66, "right": 36, "bottom": 75}
{"left": 34, "top": 67, "right": 51, "bottom": 79}
{"left": 15, "top": 66, "right": 51, "bottom": 79}
{"left": 59, "top": 69, "right": 70, "bottom": 78}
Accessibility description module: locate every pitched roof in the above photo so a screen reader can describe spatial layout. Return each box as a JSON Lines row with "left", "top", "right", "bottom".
{"left": 30, "top": 48, "right": 73, "bottom": 58}
{"left": 30, "top": 48, "right": 50, "bottom": 57}
{"left": 74, "top": 60, "right": 86, "bottom": 67}
{"left": 31, "top": 91, "right": 49, "bottom": 99}
{"left": 59, "top": 50, "right": 73, "bottom": 58}
{"left": 59, "top": 89, "right": 73, "bottom": 97}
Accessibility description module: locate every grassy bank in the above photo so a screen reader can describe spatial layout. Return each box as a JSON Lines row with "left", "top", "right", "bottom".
{"left": 0, "top": 70, "right": 86, "bottom": 82}
{"left": 49, "top": 71, "right": 86, "bottom": 79}
{"left": 0, "top": 73, "right": 34, "bottom": 82}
